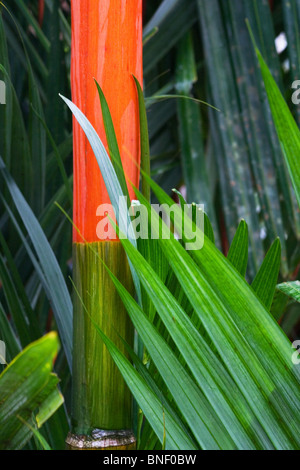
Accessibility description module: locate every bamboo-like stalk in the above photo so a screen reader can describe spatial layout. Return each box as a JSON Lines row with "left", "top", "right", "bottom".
{"left": 67, "top": 242, "right": 136, "bottom": 450}
{"left": 66, "top": 0, "right": 142, "bottom": 450}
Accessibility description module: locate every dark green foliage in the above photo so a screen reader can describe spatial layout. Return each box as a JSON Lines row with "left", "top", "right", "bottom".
{"left": 0, "top": 0, "right": 300, "bottom": 450}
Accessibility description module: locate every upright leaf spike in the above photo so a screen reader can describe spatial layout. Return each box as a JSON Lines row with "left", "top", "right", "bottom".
{"left": 247, "top": 19, "right": 300, "bottom": 209}
{"left": 134, "top": 76, "right": 151, "bottom": 203}
{"left": 252, "top": 238, "right": 281, "bottom": 311}
{"left": 227, "top": 220, "right": 248, "bottom": 277}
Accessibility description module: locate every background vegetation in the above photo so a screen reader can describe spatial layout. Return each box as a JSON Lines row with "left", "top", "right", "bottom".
{"left": 0, "top": 0, "right": 300, "bottom": 450}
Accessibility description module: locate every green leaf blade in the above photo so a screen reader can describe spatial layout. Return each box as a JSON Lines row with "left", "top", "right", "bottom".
{"left": 252, "top": 238, "right": 281, "bottom": 311}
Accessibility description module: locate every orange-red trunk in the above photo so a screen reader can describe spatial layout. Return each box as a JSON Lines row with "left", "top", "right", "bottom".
{"left": 71, "top": 0, "right": 143, "bottom": 242}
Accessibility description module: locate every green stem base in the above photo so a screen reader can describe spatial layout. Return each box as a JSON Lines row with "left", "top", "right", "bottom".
{"left": 71, "top": 241, "right": 134, "bottom": 435}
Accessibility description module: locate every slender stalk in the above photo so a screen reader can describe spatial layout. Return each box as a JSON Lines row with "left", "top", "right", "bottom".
{"left": 67, "top": 0, "right": 142, "bottom": 449}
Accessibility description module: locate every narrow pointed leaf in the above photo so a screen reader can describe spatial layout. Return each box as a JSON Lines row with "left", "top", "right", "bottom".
{"left": 134, "top": 76, "right": 151, "bottom": 202}
{"left": 227, "top": 220, "right": 248, "bottom": 277}
{"left": 252, "top": 238, "right": 281, "bottom": 310}
{"left": 254, "top": 44, "right": 300, "bottom": 208}
{"left": 95, "top": 80, "right": 129, "bottom": 202}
